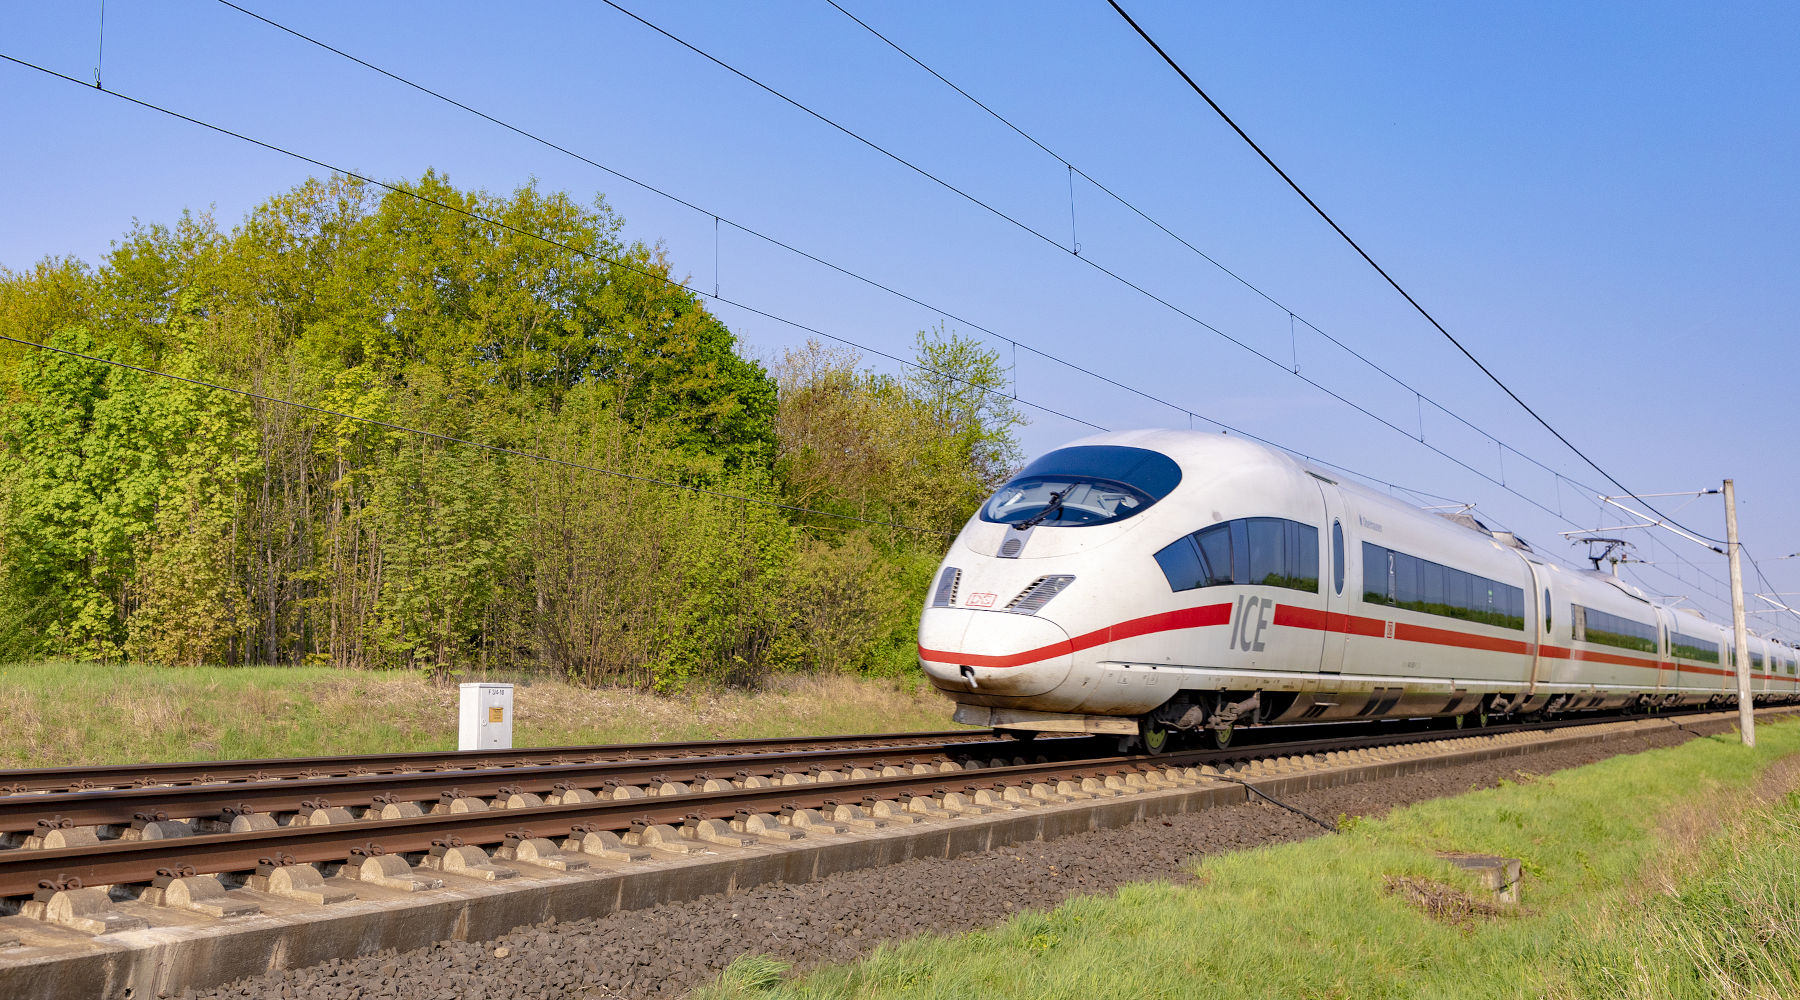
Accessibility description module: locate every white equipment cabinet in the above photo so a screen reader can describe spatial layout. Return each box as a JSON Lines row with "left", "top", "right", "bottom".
{"left": 458, "top": 682, "right": 514, "bottom": 751}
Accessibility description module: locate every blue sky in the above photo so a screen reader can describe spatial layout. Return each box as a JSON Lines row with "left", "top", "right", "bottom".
{"left": 3, "top": 1, "right": 1797, "bottom": 637}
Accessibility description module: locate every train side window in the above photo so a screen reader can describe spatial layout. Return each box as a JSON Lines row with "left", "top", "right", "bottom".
{"left": 1162, "top": 519, "right": 1320, "bottom": 594}
{"left": 1574, "top": 605, "right": 1656, "bottom": 652}
{"left": 1671, "top": 632, "right": 1722, "bottom": 664}
{"left": 1362, "top": 542, "right": 1392, "bottom": 604}
{"left": 1420, "top": 560, "right": 1446, "bottom": 615}
{"left": 1247, "top": 517, "right": 1286, "bottom": 587}
{"left": 1331, "top": 520, "right": 1345, "bottom": 595}
{"left": 1229, "top": 520, "right": 1251, "bottom": 585}
{"left": 1544, "top": 590, "right": 1552, "bottom": 632}
{"left": 1362, "top": 542, "right": 1523, "bottom": 629}
{"left": 1289, "top": 520, "right": 1320, "bottom": 593}
{"left": 1195, "top": 523, "right": 1233, "bottom": 587}
{"left": 1153, "top": 535, "right": 1206, "bottom": 593}
{"left": 1392, "top": 551, "right": 1421, "bottom": 608}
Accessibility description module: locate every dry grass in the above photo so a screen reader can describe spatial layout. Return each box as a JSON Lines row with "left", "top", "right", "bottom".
{"left": 0, "top": 662, "right": 965, "bottom": 767}
{"left": 1382, "top": 873, "right": 1515, "bottom": 931}
{"left": 1645, "top": 752, "right": 1800, "bottom": 896}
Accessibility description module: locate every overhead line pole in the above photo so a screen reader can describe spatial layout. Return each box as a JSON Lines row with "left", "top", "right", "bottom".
{"left": 1724, "top": 479, "right": 1754, "bottom": 746}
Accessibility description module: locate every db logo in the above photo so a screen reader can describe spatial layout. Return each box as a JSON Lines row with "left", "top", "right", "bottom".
{"left": 966, "top": 592, "right": 997, "bottom": 608}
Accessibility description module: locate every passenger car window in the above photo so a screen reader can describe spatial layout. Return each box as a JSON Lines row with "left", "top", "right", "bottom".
{"left": 1361, "top": 542, "right": 1524, "bottom": 630}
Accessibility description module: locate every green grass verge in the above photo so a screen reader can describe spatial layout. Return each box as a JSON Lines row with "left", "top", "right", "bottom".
{"left": 0, "top": 661, "right": 963, "bottom": 767}
{"left": 699, "top": 720, "right": 1800, "bottom": 1000}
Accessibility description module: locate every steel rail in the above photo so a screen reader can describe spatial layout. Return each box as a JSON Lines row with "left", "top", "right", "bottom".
{"left": 2, "top": 752, "right": 1147, "bottom": 896}
{"left": 0, "top": 730, "right": 988, "bottom": 793}
{"left": 0, "top": 709, "right": 1717, "bottom": 836}
{"left": 0, "top": 715, "right": 1653, "bottom": 896}
{"left": 0, "top": 737, "right": 1065, "bottom": 835}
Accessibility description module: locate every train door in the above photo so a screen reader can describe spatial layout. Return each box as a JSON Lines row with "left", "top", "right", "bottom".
{"left": 1315, "top": 478, "right": 1352, "bottom": 675}
{"left": 1654, "top": 607, "right": 1676, "bottom": 697}
{"left": 1522, "top": 560, "right": 1550, "bottom": 693}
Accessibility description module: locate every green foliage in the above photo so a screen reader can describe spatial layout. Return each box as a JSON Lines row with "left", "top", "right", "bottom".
{"left": 0, "top": 171, "right": 1010, "bottom": 685}
{"left": 710, "top": 955, "right": 793, "bottom": 998}
{"left": 774, "top": 333, "right": 1022, "bottom": 534}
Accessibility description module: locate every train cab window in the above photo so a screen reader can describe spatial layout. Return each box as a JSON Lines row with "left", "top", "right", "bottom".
{"left": 1331, "top": 520, "right": 1345, "bottom": 596}
{"left": 1155, "top": 517, "right": 1319, "bottom": 594}
{"left": 981, "top": 446, "right": 1181, "bottom": 527}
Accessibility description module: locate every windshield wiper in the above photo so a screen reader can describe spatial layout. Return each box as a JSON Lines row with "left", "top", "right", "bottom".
{"left": 1014, "top": 488, "right": 1071, "bottom": 530}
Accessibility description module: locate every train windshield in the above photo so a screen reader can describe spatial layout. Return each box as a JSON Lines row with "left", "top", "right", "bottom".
{"left": 980, "top": 445, "right": 1181, "bottom": 528}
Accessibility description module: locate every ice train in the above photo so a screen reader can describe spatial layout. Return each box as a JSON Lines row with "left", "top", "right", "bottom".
{"left": 918, "top": 430, "right": 1797, "bottom": 750}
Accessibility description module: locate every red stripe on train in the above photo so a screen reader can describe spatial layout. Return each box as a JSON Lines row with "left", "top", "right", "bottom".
{"left": 922, "top": 600, "right": 1794, "bottom": 683}
{"left": 917, "top": 602, "right": 1232, "bottom": 669}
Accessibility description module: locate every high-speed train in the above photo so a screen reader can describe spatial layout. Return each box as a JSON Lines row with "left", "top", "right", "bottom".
{"left": 919, "top": 430, "right": 1798, "bottom": 751}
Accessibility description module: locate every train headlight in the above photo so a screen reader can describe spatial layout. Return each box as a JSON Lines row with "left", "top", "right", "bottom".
{"left": 1005, "top": 575, "right": 1075, "bottom": 615}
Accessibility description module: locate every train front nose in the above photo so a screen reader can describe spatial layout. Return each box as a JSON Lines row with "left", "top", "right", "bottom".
{"left": 918, "top": 608, "right": 1073, "bottom": 698}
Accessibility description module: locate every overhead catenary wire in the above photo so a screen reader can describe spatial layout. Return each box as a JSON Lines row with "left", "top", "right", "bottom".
{"left": 557, "top": 1, "right": 1717, "bottom": 571}
{"left": 0, "top": 52, "right": 1110, "bottom": 440}
{"left": 1103, "top": 0, "right": 1723, "bottom": 548}
{"left": 818, "top": 0, "right": 1755, "bottom": 603}
{"left": 8, "top": 29, "right": 1784, "bottom": 635}
{"left": 32, "top": 11, "right": 1480, "bottom": 514}
{"left": 2, "top": 46, "right": 1461, "bottom": 546}
{"left": 218, "top": 0, "right": 1713, "bottom": 555}
{"left": 0, "top": 43, "right": 1682, "bottom": 561}
{"left": 825, "top": 0, "right": 1601, "bottom": 494}
{"left": 209, "top": 0, "right": 1433, "bottom": 501}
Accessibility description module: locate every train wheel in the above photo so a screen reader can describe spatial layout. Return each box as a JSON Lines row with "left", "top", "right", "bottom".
{"left": 1465, "top": 706, "right": 1490, "bottom": 728}
{"left": 1138, "top": 717, "right": 1172, "bottom": 755}
{"left": 1205, "top": 724, "right": 1235, "bottom": 750}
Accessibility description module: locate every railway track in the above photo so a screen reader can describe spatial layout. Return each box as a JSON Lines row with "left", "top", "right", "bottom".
{"left": 0, "top": 707, "right": 1785, "bottom": 999}
{"left": 0, "top": 730, "right": 993, "bottom": 794}
{"left": 0, "top": 713, "right": 1642, "bottom": 895}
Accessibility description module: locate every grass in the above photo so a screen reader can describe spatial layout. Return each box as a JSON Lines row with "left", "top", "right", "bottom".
{"left": 0, "top": 661, "right": 965, "bottom": 767}
{"left": 697, "top": 719, "right": 1800, "bottom": 1000}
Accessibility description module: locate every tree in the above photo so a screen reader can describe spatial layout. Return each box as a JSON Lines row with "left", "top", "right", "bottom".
{"left": 905, "top": 326, "right": 1024, "bottom": 495}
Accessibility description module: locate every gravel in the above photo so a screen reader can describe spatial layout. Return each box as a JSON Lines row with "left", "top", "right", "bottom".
{"left": 178, "top": 727, "right": 1692, "bottom": 1000}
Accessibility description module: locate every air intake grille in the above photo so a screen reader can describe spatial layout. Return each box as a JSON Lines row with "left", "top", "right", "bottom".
{"left": 1005, "top": 575, "right": 1074, "bottom": 615}
{"left": 931, "top": 567, "right": 962, "bottom": 608}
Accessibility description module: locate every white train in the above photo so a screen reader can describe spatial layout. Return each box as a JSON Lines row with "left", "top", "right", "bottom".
{"left": 919, "top": 430, "right": 1798, "bottom": 750}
